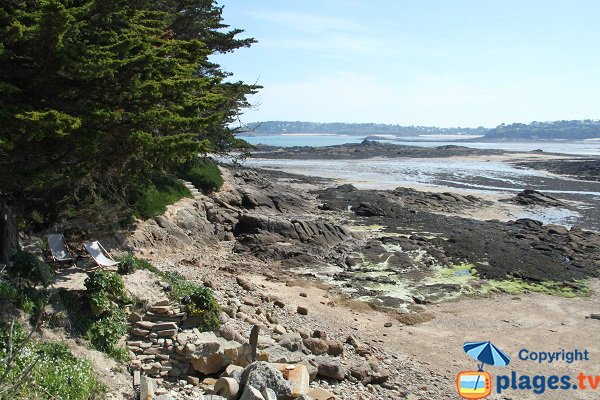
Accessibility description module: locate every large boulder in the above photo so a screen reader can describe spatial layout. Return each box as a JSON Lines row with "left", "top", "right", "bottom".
{"left": 240, "top": 362, "right": 292, "bottom": 400}
{"left": 188, "top": 331, "right": 252, "bottom": 374}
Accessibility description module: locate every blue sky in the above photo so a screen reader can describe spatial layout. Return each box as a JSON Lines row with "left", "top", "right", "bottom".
{"left": 213, "top": 0, "right": 600, "bottom": 127}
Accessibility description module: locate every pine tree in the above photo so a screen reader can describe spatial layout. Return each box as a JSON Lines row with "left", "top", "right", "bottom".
{"left": 0, "top": 0, "right": 258, "bottom": 222}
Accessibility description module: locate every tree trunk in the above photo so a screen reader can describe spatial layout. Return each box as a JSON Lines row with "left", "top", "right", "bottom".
{"left": 0, "top": 201, "right": 18, "bottom": 266}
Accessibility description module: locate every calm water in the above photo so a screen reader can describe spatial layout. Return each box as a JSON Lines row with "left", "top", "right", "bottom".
{"left": 238, "top": 134, "right": 600, "bottom": 156}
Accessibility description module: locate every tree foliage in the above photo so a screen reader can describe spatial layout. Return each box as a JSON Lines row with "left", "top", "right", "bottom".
{"left": 0, "top": 0, "right": 257, "bottom": 224}
{"left": 484, "top": 120, "right": 600, "bottom": 140}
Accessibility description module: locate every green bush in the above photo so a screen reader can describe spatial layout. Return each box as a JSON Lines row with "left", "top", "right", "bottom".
{"left": 0, "top": 280, "right": 18, "bottom": 303}
{"left": 0, "top": 322, "right": 105, "bottom": 399}
{"left": 79, "top": 272, "right": 129, "bottom": 360}
{"left": 178, "top": 158, "right": 223, "bottom": 192}
{"left": 185, "top": 285, "right": 221, "bottom": 331}
{"left": 132, "top": 176, "right": 191, "bottom": 220}
{"left": 86, "top": 308, "right": 128, "bottom": 360}
{"left": 84, "top": 271, "right": 126, "bottom": 315}
{"left": 8, "top": 250, "right": 52, "bottom": 289}
{"left": 115, "top": 254, "right": 153, "bottom": 275}
{"left": 0, "top": 279, "right": 48, "bottom": 316}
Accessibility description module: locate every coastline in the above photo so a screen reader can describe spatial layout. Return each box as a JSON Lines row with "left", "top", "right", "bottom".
{"left": 125, "top": 159, "right": 600, "bottom": 399}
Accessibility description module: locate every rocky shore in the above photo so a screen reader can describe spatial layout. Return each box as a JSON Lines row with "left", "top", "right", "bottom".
{"left": 249, "top": 140, "right": 507, "bottom": 160}
{"left": 106, "top": 161, "right": 600, "bottom": 399}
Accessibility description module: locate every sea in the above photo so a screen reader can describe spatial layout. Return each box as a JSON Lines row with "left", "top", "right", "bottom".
{"left": 237, "top": 134, "right": 600, "bottom": 156}
{"left": 235, "top": 134, "right": 600, "bottom": 230}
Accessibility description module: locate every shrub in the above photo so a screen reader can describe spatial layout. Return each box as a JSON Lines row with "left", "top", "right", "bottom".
{"left": 0, "top": 280, "right": 18, "bottom": 303}
{"left": 8, "top": 250, "right": 52, "bottom": 289}
{"left": 86, "top": 308, "right": 128, "bottom": 359}
{"left": 115, "top": 254, "right": 153, "bottom": 275}
{"left": 178, "top": 158, "right": 223, "bottom": 192}
{"left": 0, "top": 322, "right": 105, "bottom": 399}
{"left": 132, "top": 176, "right": 191, "bottom": 220}
{"left": 84, "top": 271, "right": 126, "bottom": 315}
{"left": 0, "top": 279, "right": 48, "bottom": 316}
{"left": 184, "top": 285, "right": 221, "bottom": 332}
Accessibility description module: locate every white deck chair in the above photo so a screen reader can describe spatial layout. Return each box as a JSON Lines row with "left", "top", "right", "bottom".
{"left": 84, "top": 241, "right": 119, "bottom": 268}
{"left": 47, "top": 234, "right": 74, "bottom": 263}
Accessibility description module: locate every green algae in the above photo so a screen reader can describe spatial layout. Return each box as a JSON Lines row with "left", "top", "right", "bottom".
{"left": 424, "top": 262, "right": 590, "bottom": 298}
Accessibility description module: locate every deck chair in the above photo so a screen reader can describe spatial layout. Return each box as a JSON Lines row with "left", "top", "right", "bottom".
{"left": 84, "top": 241, "right": 119, "bottom": 269}
{"left": 47, "top": 233, "right": 75, "bottom": 264}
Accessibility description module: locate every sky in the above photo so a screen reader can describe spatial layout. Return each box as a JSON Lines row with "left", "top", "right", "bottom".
{"left": 213, "top": 0, "right": 600, "bottom": 128}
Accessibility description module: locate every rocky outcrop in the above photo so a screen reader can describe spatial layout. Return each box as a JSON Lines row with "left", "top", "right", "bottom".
{"left": 507, "top": 189, "right": 566, "bottom": 207}
{"left": 127, "top": 198, "right": 219, "bottom": 262}
{"left": 319, "top": 184, "right": 600, "bottom": 284}
{"left": 234, "top": 214, "right": 352, "bottom": 247}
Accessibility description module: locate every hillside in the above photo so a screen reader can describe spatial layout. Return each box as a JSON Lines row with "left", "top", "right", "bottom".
{"left": 244, "top": 120, "right": 600, "bottom": 140}
{"left": 481, "top": 120, "right": 600, "bottom": 140}
{"left": 245, "top": 121, "right": 487, "bottom": 136}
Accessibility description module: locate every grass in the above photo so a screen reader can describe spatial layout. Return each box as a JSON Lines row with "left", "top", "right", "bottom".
{"left": 178, "top": 157, "right": 224, "bottom": 192}
{"left": 132, "top": 176, "right": 191, "bottom": 220}
{"left": 0, "top": 322, "right": 105, "bottom": 399}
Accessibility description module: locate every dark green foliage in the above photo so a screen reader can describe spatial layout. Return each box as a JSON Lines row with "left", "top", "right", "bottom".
{"left": 0, "top": 277, "right": 48, "bottom": 316}
{"left": 116, "top": 255, "right": 138, "bottom": 275}
{"left": 115, "top": 255, "right": 154, "bottom": 276}
{"left": 184, "top": 285, "right": 221, "bottom": 331}
{"left": 484, "top": 120, "right": 600, "bottom": 140}
{"left": 84, "top": 271, "right": 126, "bottom": 316}
{"left": 131, "top": 176, "right": 191, "bottom": 220}
{"left": 0, "top": 0, "right": 258, "bottom": 225}
{"left": 86, "top": 308, "right": 128, "bottom": 360}
{"left": 0, "top": 280, "right": 18, "bottom": 304}
{"left": 8, "top": 250, "right": 52, "bottom": 289}
{"left": 0, "top": 322, "right": 105, "bottom": 399}
{"left": 178, "top": 157, "right": 224, "bottom": 192}
{"left": 60, "top": 271, "right": 129, "bottom": 360}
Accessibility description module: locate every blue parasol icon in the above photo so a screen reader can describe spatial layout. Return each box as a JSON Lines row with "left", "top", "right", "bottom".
{"left": 464, "top": 341, "right": 511, "bottom": 393}
{"left": 464, "top": 341, "right": 511, "bottom": 371}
